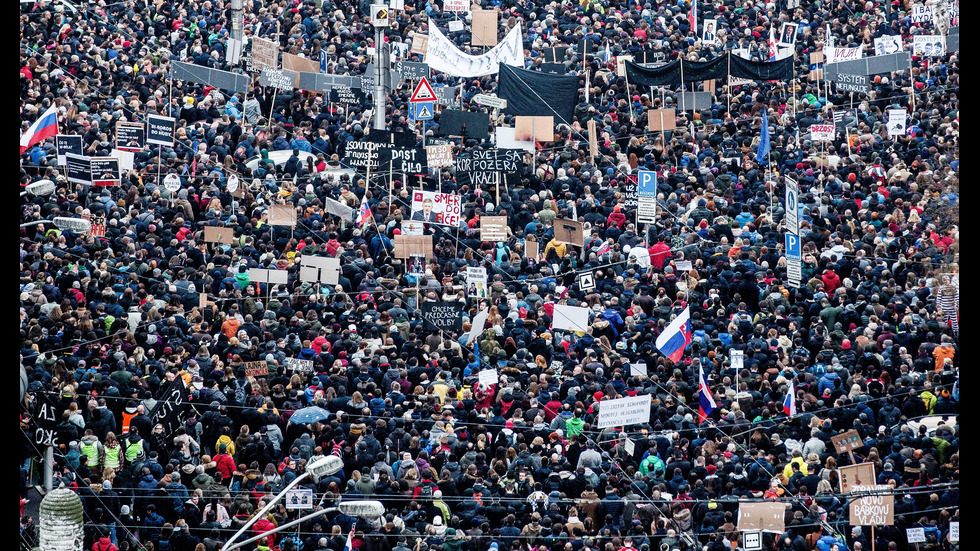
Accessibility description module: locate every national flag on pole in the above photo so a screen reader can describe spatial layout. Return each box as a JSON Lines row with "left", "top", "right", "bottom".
{"left": 20, "top": 105, "right": 59, "bottom": 154}
{"left": 357, "top": 194, "right": 373, "bottom": 227}
{"left": 688, "top": 0, "right": 697, "bottom": 36}
{"left": 343, "top": 527, "right": 355, "bottom": 551}
{"left": 595, "top": 240, "right": 610, "bottom": 256}
{"left": 698, "top": 365, "right": 716, "bottom": 424}
{"left": 783, "top": 379, "right": 797, "bottom": 416}
{"left": 656, "top": 306, "right": 693, "bottom": 364}
{"left": 768, "top": 27, "right": 778, "bottom": 61}
{"left": 756, "top": 107, "right": 770, "bottom": 164}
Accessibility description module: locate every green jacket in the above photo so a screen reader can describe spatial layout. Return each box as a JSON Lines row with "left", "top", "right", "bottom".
{"left": 565, "top": 416, "right": 585, "bottom": 437}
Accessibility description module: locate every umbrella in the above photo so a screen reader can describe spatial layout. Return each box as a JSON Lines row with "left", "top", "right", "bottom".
{"left": 288, "top": 406, "right": 332, "bottom": 425}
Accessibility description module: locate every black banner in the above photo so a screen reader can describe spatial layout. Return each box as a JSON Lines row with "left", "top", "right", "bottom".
{"left": 365, "top": 129, "right": 417, "bottom": 148}
{"left": 56, "top": 134, "right": 83, "bottom": 162}
{"left": 149, "top": 378, "right": 190, "bottom": 437}
{"left": 498, "top": 64, "right": 578, "bottom": 125}
{"left": 437, "top": 109, "right": 489, "bottom": 138}
{"left": 378, "top": 147, "right": 428, "bottom": 175}
{"left": 65, "top": 153, "right": 92, "bottom": 186}
{"left": 339, "top": 139, "right": 382, "bottom": 169}
{"left": 31, "top": 392, "right": 61, "bottom": 447}
{"left": 421, "top": 302, "right": 464, "bottom": 331}
{"left": 330, "top": 86, "right": 367, "bottom": 105}
{"left": 115, "top": 122, "right": 146, "bottom": 152}
{"left": 146, "top": 114, "right": 176, "bottom": 147}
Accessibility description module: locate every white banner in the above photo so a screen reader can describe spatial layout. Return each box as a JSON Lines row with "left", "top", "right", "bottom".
{"left": 425, "top": 21, "right": 525, "bottom": 77}
{"left": 597, "top": 395, "right": 651, "bottom": 428}
{"left": 886, "top": 109, "right": 907, "bottom": 136}
{"left": 444, "top": 0, "right": 469, "bottom": 11}
{"left": 551, "top": 304, "right": 591, "bottom": 333}
{"left": 825, "top": 47, "right": 861, "bottom": 63}
{"left": 810, "top": 124, "right": 835, "bottom": 141}
{"left": 478, "top": 369, "right": 499, "bottom": 387}
{"left": 912, "top": 35, "right": 945, "bottom": 57}
{"left": 874, "top": 36, "right": 903, "bottom": 56}
{"left": 411, "top": 190, "right": 462, "bottom": 226}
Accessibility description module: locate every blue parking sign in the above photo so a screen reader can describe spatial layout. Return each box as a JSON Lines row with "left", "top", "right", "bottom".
{"left": 785, "top": 232, "right": 801, "bottom": 261}
{"left": 319, "top": 50, "right": 327, "bottom": 73}
{"left": 638, "top": 170, "right": 657, "bottom": 196}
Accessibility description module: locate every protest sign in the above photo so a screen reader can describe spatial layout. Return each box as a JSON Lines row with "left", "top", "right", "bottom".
{"left": 471, "top": 8, "right": 499, "bottom": 46}
{"left": 480, "top": 216, "right": 508, "bottom": 242}
{"left": 886, "top": 109, "right": 907, "bottom": 136}
{"left": 553, "top": 219, "right": 584, "bottom": 246}
{"left": 874, "top": 35, "right": 902, "bottom": 56}
{"left": 269, "top": 204, "right": 298, "bottom": 226}
{"left": 421, "top": 302, "right": 464, "bottom": 331}
{"left": 648, "top": 109, "right": 677, "bottom": 132}
{"left": 912, "top": 35, "right": 945, "bottom": 57}
{"left": 330, "top": 86, "right": 367, "bottom": 104}
{"left": 911, "top": 4, "right": 932, "bottom": 24}
{"left": 425, "top": 144, "right": 454, "bottom": 167}
{"left": 392, "top": 234, "right": 434, "bottom": 259}
{"left": 283, "top": 53, "right": 319, "bottom": 73}
{"left": 411, "top": 191, "right": 461, "bottom": 225}
{"left": 411, "top": 34, "right": 429, "bottom": 54}
{"left": 737, "top": 502, "right": 787, "bottom": 534}
{"left": 378, "top": 147, "right": 428, "bottom": 175}
{"left": 731, "top": 349, "right": 744, "bottom": 370}
{"left": 466, "top": 267, "right": 488, "bottom": 298}
{"left": 148, "top": 378, "right": 191, "bottom": 437}
{"left": 115, "top": 122, "right": 145, "bottom": 152}
{"left": 90, "top": 157, "right": 120, "bottom": 186}
{"left": 831, "top": 429, "right": 865, "bottom": 455}
{"left": 478, "top": 369, "right": 499, "bottom": 387}
{"left": 444, "top": 0, "right": 469, "bottom": 11}
{"left": 839, "top": 462, "right": 876, "bottom": 494}
{"left": 596, "top": 395, "right": 651, "bottom": 428}
{"left": 629, "top": 362, "right": 647, "bottom": 377}
{"left": 408, "top": 254, "right": 426, "bottom": 276}
{"left": 810, "top": 124, "right": 835, "bottom": 141}
{"left": 56, "top": 135, "right": 83, "bottom": 166}
{"left": 244, "top": 361, "right": 269, "bottom": 377}
{"left": 260, "top": 68, "right": 299, "bottom": 90}
{"left": 285, "top": 358, "right": 314, "bottom": 373}
{"left": 65, "top": 153, "right": 91, "bottom": 185}
{"left": 203, "top": 226, "right": 235, "bottom": 245}
{"left": 835, "top": 73, "right": 869, "bottom": 93}
{"left": 146, "top": 114, "right": 176, "bottom": 146}
{"left": 401, "top": 221, "right": 425, "bottom": 235}
{"left": 551, "top": 304, "right": 590, "bottom": 333}
{"left": 850, "top": 495, "right": 894, "bottom": 526}
{"left": 250, "top": 36, "right": 278, "bottom": 71}
{"left": 906, "top": 528, "right": 926, "bottom": 544}
{"left": 284, "top": 489, "right": 314, "bottom": 510}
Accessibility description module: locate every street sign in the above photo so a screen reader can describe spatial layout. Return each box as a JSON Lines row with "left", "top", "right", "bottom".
{"left": 410, "top": 77, "right": 437, "bottom": 102}
{"left": 371, "top": 4, "right": 390, "bottom": 26}
{"left": 637, "top": 169, "right": 657, "bottom": 224}
{"left": 743, "top": 531, "right": 763, "bottom": 551}
{"left": 411, "top": 101, "right": 435, "bottom": 121}
{"left": 785, "top": 175, "right": 799, "bottom": 235}
{"left": 319, "top": 50, "right": 327, "bottom": 73}
{"left": 637, "top": 170, "right": 657, "bottom": 196}
{"left": 785, "top": 233, "right": 801, "bottom": 261}
{"left": 472, "top": 93, "right": 508, "bottom": 109}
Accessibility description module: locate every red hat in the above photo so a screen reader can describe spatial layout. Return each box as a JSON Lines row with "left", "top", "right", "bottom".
{"left": 505, "top": 420, "right": 514, "bottom": 429}
{"left": 393, "top": 228, "right": 401, "bottom": 235}
{"left": 699, "top": 220, "right": 708, "bottom": 229}
{"left": 594, "top": 391, "right": 604, "bottom": 401}
{"left": 848, "top": 173, "right": 857, "bottom": 182}
{"left": 842, "top": 339, "right": 851, "bottom": 349}
{"left": 706, "top": 464, "right": 718, "bottom": 475}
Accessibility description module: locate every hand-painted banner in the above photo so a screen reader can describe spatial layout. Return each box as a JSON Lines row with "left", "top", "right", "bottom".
{"left": 424, "top": 21, "right": 524, "bottom": 77}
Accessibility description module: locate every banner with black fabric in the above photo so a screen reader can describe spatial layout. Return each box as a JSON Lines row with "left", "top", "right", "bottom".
{"left": 453, "top": 148, "right": 524, "bottom": 188}
{"left": 625, "top": 52, "right": 795, "bottom": 88}
{"left": 497, "top": 64, "right": 578, "bottom": 125}
{"left": 377, "top": 147, "right": 429, "bottom": 176}
{"left": 149, "top": 378, "right": 191, "bottom": 437}
{"left": 421, "top": 302, "right": 464, "bottom": 331}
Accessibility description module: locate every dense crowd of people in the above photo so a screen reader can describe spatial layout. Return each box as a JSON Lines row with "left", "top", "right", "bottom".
{"left": 19, "top": 0, "right": 959, "bottom": 550}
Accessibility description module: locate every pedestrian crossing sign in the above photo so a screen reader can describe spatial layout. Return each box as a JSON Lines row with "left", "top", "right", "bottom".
{"left": 412, "top": 101, "right": 434, "bottom": 121}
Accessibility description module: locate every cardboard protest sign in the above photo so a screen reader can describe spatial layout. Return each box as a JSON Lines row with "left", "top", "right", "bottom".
{"left": 244, "top": 361, "right": 269, "bottom": 377}
{"left": 648, "top": 109, "right": 677, "bottom": 132}
{"left": 850, "top": 494, "right": 894, "bottom": 526}
{"left": 90, "top": 157, "right": 120, "bottom": 186}
{"left": 203, "top": 226, "right": 235, "bottom": 245}
{"left": 737, "top": 502, "right": 787, "bottom": 534}
{"left": 250, "top": 36, "right": 278, "bottom": 71}
{"left": 115, "top": 122, "right": 145, "bottom": 152}
{"left": 553, "top": 219, "right": 584, "bottom": 246}
{"left": 587, "top": 119, "right": 599, "bottom": 158}
{"left": 831, "top": 429, "right": 865, "bottom": 455}
{"left": 411, "top": 191, "right": 462, "bottom": 225}
{"left": 616, "top": 55, "right": 634, "bottom": 76}
{"left": 551, "top": 304, "right": 590, "bottom": 333}
{"left": 392, "top": 234, "right": 434, "bottom": 259}
{"left": 596, "top": 395, "right": 651, "bottom": 428}
{"left": 269, "top": 204, "right": 298, "bottom": 226}
{"left": 421, "top": 302, "right": 464, "bottom": 331}
{"left": 425, "top": 144, "right": 454, "bottom": 167}
{"left": 525, "top": 239, "right": 539, "bottom": 260}
{"left": 480, "top": 216, "right": 508, "bottom": 242}
{"left": 283, "top": 53, "right": 319, "bottom": 73}
{"left": 411, "top": 34, "right": 429, "bottom": 55}
{"left": 514, "top": 116, "right": 554, "bottom": 142}
{"left": 471, "top": 8, "right": 499, "bottom": 46}
{"left": 839, "top": 462, "right": 876, "bottom": 494}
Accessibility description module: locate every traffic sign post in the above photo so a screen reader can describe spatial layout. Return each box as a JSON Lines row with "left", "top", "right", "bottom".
{"left": 411, "top": 102, "right": 435, "bottom": 121}
{"left": 785, "top": 175, "right": 799, "bottom": 235}
{"left": 785, "top": 232, "right": 802, "bottom": 287}
{"left": 637, "top": 169, "right": 657, "bottom": 225}
{"left": 410, "top": 77, "right": 437, "bottom": 103}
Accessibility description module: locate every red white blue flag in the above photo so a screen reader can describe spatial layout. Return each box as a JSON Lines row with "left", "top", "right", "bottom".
{"left": 20, "top": 105, "right": 59, "bottom": 154}
{"left": 783, "top": 379, "right": 797, "bottom": 416}
{"left": 698, "top": 365, "right": 716, "bottom": 424}
{"left": 357, "top": 194, "right": 372, "bottom": 227}
{"left": 656, "top": 306, "right": 693, "bottom": 364}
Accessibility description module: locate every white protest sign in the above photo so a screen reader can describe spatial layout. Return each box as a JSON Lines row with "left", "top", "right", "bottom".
{"left": 676, "top": 260, "right": 693, "bottom": 272}
{"left": 630, "top": 362, "right": 647, "bottom": 377}
{"left": 886, "top": 109, "right": 907, "bottom": 136}
{"left": 227, "top": 174, "right": 239, "bottom": 193}
{"left": 551, "top": 304, "right": 591, "bottom": 333}
{"left": 731, "top": 349, "right": 744, "bottom": 370}
{"left": 467, "top": 309, "right": 489, "bottom": 345}
{"left": 949, "top": 522, "right": 959, "bottom": 542}
{"left": 826, "top": 47, "right": 862, "bottom": 63}
{"left": 911, "top": 4, "right": 932, "bottom": 24}
{"left": 624, "top": 438, "right": 635, "bottom": 455}
{"left": 912, "top": 35, "right": 945, "bottom": 57}
{"left": 164, "top": 173, "right": 181, "bottom": 192}
{"left": 478, "top": 369, "right": 499, "bottom": 387}
{"left": 810, "top": 124, "right": 835, "bottom": 141}
{"left": 597, "top": 395, "right": 651, "bottom": 428}
{"left": 906, "top": 528, "right": 926, "bottom": 544}
{"left": 444, "top": 0, "right": 469, "bottom": 12}
{"left": 874, "top": 35, "right": 902, "bottom": 56}
{"left": 849, "top": 494, "right": 894, "bottom": 526}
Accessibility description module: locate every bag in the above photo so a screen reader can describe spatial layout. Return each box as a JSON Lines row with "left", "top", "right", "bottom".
{"left": 419, "top": 483, "right": 434, "bottom": 499}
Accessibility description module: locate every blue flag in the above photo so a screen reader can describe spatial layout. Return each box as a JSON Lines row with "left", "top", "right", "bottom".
{"left": 756, "top": 107, "right": 770, "bottom": 164}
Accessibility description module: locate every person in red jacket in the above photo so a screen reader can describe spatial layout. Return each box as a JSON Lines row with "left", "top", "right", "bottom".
{"left": 648, "top": 235, "right": 672, "bottom": 270}
{"left": 607, "top": 205, "right": 627, "bottom": 229}
{"left": 92, "top": 536, "right": 117, "bottom": 551}
{"left": 821, "top": 269, "right": 841, "bottom": 295}
{"left": 214, "top": 443, "right": 236, "bottom": 482}
{"left": 252, "top": 513, "right": 278, "bottom": 550}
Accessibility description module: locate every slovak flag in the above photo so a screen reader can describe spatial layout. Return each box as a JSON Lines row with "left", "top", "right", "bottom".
{"left": 595, "top": 240, "right": 611, "bottom": 256}
{"left": 343, "top": 527, "right": 355, "bottom": 551}
{"left": 698, "top": 365, "right": 716, "bottom": 424}
{"left": 783, "top": 379, "right": 797, "bottom": 416}
{"left": 768, "top": 27, "right": 778, "bottom": 61}
{"left": 656, "top": 306, "right": 693, "bottom": 364}
{"left": 688, "top": 0, "right": 697, "bottom": 36}
{"left": 20, "top": 105, "right": 59, "bottom": 154}
{"left": 357, "top": 194, "right": 372, "bottom": 227}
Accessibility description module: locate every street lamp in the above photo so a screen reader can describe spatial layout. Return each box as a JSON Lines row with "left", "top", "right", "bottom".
{"left": 221, "top": 455, "right": 384, "bottom": 551}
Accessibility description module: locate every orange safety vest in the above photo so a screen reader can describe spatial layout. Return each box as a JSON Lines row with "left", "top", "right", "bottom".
{"left": 121, "top": 411, "right": 136, "bottom": 434}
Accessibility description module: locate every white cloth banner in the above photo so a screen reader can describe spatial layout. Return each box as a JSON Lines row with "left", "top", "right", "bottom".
{"left": 551, "top": 304, "right": 590, "bottom": 333}
{"left": 597, "top": 395, "right": 651, "bottom": 428}
{"left": 425, "top": 21, "right": 525, "bottom": 77}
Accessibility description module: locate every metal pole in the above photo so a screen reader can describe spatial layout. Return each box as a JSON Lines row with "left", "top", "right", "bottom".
{"left": 374, "top": 26, "right": 385, "bottom": 130}
{"left": 44, "top": 444, "right": 53, "bottom": 492}
{"left": 228, "top": 0, "right": 244, "bottom": 66}
{"left": 225, "top": 507, "right": 336, "bottom": 551}
{"left": 220, "top": 471, "right": 313, "bottom": 551}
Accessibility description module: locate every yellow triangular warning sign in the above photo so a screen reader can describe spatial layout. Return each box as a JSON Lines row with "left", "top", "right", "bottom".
{"left": 410, "top": 77, "right": 437, "bottom": 102}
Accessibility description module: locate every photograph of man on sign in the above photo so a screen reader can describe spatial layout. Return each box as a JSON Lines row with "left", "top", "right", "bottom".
{"left": 412, "top": 198, "right": 438, "bottom": 222}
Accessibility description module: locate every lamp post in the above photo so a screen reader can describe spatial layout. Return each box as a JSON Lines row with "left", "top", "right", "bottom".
{"left": 220, "top": 455, "right": 384, "bottom": 551}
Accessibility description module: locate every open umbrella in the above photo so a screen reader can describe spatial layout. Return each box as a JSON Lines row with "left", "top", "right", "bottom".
{"left": 288, "top": 406, "right": 332, "bottom": 425}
